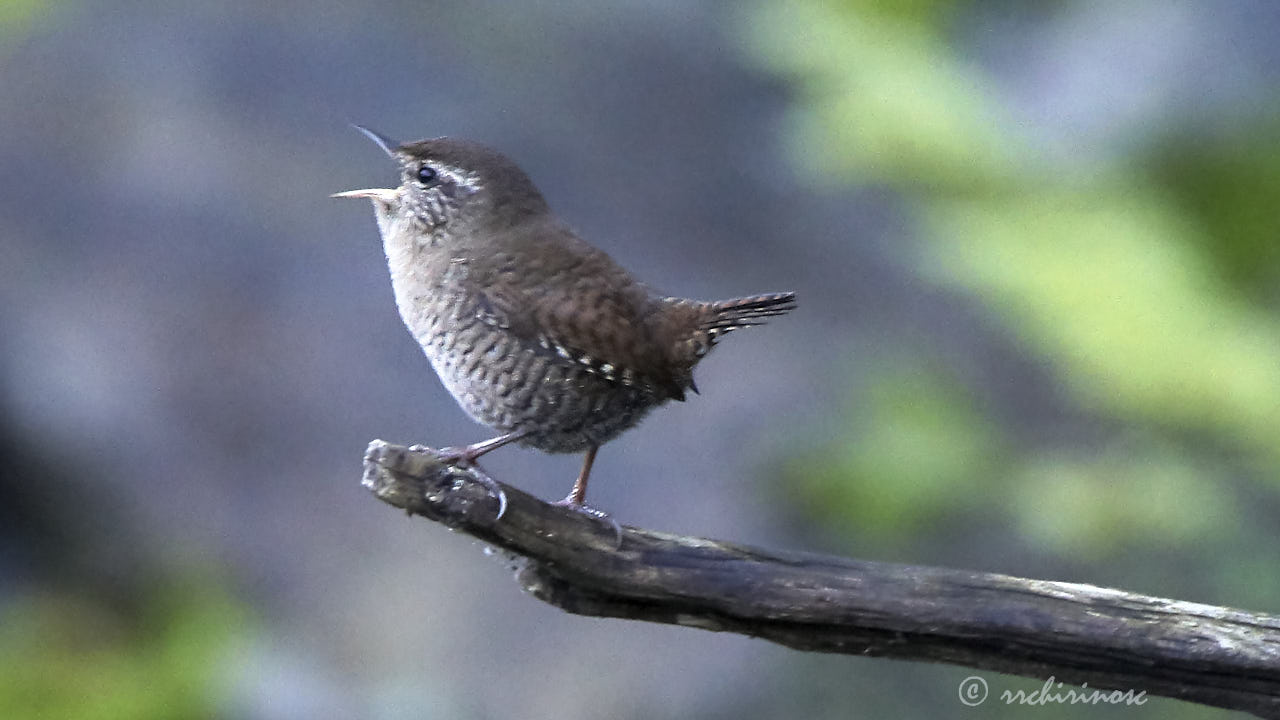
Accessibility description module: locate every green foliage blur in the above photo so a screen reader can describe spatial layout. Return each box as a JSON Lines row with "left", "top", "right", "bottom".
{"left": 0, "top": 576, "right": 249, "bottom": 720}
{"left": 743, "top": 0, "right": 1279, "bottom": 600}
{"left": 0, "top": 0, "right": 53, "bottom": 33}
{"left": 739, "top": 2, "right": 1277, "bottom": 715}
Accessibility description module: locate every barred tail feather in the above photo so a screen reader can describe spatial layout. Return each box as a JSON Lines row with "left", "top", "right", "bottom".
{"left": 661, "top": 291, "right": 796, "bottom": 397}
{"left": 704, "top": 292, "right": 797, "bottom": 332}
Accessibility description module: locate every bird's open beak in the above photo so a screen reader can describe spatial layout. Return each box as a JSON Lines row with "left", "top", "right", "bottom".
{"left": 334, "top": 126, "right": 401, "bottom": 203}
{"left": 331, "top": 187, "right": 400, "bottom": 202}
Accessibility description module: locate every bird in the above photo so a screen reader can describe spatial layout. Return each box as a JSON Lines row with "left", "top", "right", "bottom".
{"left": 334, "top": 126, "right": 795, "bottom": 521}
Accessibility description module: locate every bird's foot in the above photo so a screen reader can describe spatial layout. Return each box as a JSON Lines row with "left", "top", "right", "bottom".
{"left": 427, "top": 431, "right": 528, "bottom": 468}
{"left": 409, "top": 444, "right": 508, "bottom": 521}
{"left": 552, "top": 498, "right": 623, "bottom": 549}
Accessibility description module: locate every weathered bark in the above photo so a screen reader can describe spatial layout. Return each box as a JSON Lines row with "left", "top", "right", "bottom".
{"left": 363, "top": 440, "right": 1280, "bottom": 717}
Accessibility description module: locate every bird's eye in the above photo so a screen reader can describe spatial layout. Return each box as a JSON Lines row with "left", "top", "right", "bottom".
{"left": 416, "top": 165, "right": 437, "bottom": 184}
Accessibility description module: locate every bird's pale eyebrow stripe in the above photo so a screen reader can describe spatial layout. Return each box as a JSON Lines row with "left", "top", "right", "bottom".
{"left": 431, "top": 164, "right": 483, "bottom": 189}
{"left": 400, "top": 159, "right": 481, "bottom": 189}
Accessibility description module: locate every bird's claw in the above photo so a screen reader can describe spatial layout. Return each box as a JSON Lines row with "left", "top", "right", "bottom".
{"left": 469, "top": 466, "right": 508, "bottom": 521}
{"left": 553, "top": 499, "right": 623, "bottom": 549}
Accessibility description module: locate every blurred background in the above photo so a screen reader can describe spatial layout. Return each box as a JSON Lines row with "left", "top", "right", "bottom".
{"left": 2, "top": 0, "right": 1278, "bottom": 718}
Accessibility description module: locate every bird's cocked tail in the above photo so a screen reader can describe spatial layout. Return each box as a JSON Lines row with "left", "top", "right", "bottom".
{"left": 704, "top": 292, "right": 797, "bottom": 334}
{"left": 671, "top": 290, "right": 796, "bottom": 368}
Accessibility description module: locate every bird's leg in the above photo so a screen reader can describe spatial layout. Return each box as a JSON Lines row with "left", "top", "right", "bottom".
{"left": 431, "top": 430, "right": 528, "bottom": 466}
{"left": 564, "top": 443, "right": 598, "bottom": 506}
{"left": 553, "top": 445, "right": 622, "bottom": 547}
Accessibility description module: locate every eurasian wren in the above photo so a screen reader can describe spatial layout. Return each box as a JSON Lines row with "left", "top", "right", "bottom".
{"left": 335, "top": 127, "right": 795, "bottom": 517}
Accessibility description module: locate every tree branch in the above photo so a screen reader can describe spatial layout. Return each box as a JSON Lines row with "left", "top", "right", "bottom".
{"left": 362, "top": 440, "right": 1280, "bottom": 717}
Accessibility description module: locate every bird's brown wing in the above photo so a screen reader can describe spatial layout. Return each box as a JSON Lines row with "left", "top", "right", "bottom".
{"left": 468, "top": 230, "right": 687, "bottom": 401}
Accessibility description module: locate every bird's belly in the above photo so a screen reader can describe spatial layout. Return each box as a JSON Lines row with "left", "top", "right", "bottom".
{"left": 419, "top": 322, "right": 658, "bottom": 453}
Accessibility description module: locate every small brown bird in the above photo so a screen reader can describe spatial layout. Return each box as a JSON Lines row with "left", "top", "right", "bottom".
{"left": 335, "top": 127, "right": 795, "bottom": 519}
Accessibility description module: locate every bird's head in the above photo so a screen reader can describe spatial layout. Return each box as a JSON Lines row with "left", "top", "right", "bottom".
{"left": 333, "top": 126, "right": 549, "bottom": 239}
